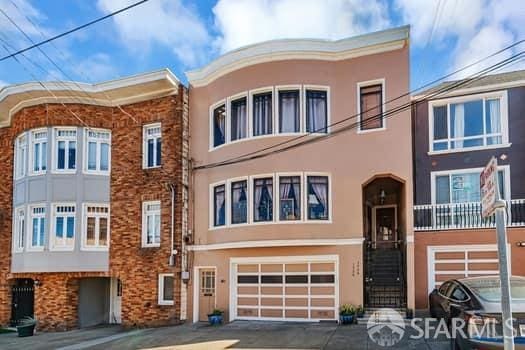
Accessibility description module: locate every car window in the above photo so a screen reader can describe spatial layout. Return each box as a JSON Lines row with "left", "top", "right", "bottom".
{"left": 450, "top": 285, "right": 469, "bottom": 302}
{"left": 463, "top": 278, "right": 525, "bottom": 302}
{"left": 438, "top": 282, "right": 450, "bottom": 295}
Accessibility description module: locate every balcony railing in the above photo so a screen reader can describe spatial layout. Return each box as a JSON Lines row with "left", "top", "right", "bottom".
{"left": 414, "top": 199, "right": 525, "bottom": 231}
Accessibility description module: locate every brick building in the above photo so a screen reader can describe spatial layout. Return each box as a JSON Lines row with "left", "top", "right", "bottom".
{"left": 0, "top": 69, "right": 189, "bottom": 330}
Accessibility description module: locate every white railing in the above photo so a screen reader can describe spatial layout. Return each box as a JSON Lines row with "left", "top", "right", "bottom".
{"left": 414, "top": 199, "right": 525, "bottom": 231}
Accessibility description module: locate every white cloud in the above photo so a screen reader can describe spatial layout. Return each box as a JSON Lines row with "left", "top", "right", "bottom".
{"left": 0, "top": 0, "right": 50, "bottom": 40}
{"left": 70, "top": 53, "right": 119, "bottom": 82}
{"left": 0, "top": 80, "right": 8, "bottom": 88}
{"left": 96, "top": 0, "right": 211, "bottom": 67}
{"left": 212, "top": 0, "right": 391, "bottom": 53}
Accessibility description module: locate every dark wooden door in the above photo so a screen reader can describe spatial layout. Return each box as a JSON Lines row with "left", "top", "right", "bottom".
{"left": 375, "top": 207, "right": 396, "bottom": 247}
{"left": 11, "top": 279, "right": 34, "bottom": 326}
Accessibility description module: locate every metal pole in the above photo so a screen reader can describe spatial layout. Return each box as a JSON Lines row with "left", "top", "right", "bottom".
{"left": 494, "top": 200, "right": 514, "bottom": 350}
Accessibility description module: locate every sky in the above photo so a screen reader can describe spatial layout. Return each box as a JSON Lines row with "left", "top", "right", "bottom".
{"left": 0, "top": 0, "right": 524, "bottom": 91}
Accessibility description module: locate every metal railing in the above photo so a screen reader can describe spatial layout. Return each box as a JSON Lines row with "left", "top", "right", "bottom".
{"left": 414, "top": 199, "right": 525, "bottom": 231}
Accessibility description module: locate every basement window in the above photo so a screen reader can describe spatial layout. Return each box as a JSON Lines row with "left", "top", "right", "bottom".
{"left": 158, "top": 273, "right": 174, "bottom": 305}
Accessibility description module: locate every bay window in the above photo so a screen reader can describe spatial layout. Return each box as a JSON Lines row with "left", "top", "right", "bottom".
{"left": 14, "top": 207, "right": 25, "bottom": 252}
{"left": 307, "top": 176, "right": 329, "bottom": 220}
{"left": 230, "top": 97, "right": 247, "bottom": 141}
{"left": 359, "top": 84, "right": 384, "bottom": 131}
{"left": 83, "top": 204, "right": 109, "bottom": 249}
{"left": 143, "top": 124, "right": 162, "bottom": 168}
{"left": 278, "top": 90, "right": 300, "bottom": 133}
{"left": 29, "top": 206, "right": 45, "bottom": 250}
{"left": 54, "top": 128, "right": 77, "bottom": 172}
{"left": 231, "top": 180, "right": 247, "bottom": 224}
{"left": 253, "top": 177, "right": 273, "bottom": 222}
{"left": 31, "top": 129, "right": 47, "bottom": 174}
{"left": 253, "top": 92, "right": 272, "bottom": 136}
{"left": 279, "top": 176, "right": 301, "bottom": 221}
{"left": 86, "top": 129, "right": 111, "bottom": 174}
{"left": 52, "top": 204, "right": 75, "bottom": 250}
{"left": 431, "top": 94, "right": 506, "bottom": 152}
{"left": 14, "top": 133, "right": 27, "bottom": 179}
{"left": 306, "top": 90, "right": 327, "bottom": 133}
{"left": 142, "top": 201, "right": 160, "bottom": 247}
{"left": 213, "top": 184, "right": 226, "bottom": 227}
{"left": 213, "top": 104, "right": 226, "bottom": 147}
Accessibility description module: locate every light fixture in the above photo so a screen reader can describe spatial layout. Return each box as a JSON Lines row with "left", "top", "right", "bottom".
{"left": 380, "top": 189, "right": 386, "bottom": 204}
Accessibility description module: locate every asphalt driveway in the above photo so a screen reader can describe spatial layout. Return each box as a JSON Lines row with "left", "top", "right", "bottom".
{"left": 0, "top": 321, "right": 451, "bottom": 350}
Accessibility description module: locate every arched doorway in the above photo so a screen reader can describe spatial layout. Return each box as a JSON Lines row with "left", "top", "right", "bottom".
{"left": 362, "top": 175, "right": 407, "bottom": 308}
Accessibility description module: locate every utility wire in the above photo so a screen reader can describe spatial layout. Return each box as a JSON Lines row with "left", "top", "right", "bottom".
{"left": 194, "top": 40, "right": 525, "bottom": 170}
{"left": 194, "top": 49, "right": 525, "bottom": 170}
{"left": 0, "top": 0, "right": 150, "bottom": 62}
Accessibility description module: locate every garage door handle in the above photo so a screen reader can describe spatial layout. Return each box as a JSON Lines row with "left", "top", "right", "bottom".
{"left": 204, "top": 293, "right": 213, "bottom": 296}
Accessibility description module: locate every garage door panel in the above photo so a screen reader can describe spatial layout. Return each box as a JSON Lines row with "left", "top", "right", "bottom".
{"left": 434, "top": 263, "right": 465, "bottom": 271}
{"left": 435, "top": 252, "right": 465, "bottom": 259}
{"left": 234, "top": 259, "right": 337, "bottom": 321}
{"left": 468, "top": 263, "right": 499, "bottom": 270}
{"left": 468, "top": 251, "right": 498, "bottom": 259}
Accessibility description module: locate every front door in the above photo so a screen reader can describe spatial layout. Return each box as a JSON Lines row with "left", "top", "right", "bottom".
{"left": 10, "top": 279, "right": 34, "bottom": 326}
{"left": 198, "top": 269, "right": 216, "bottom": 321}
{"left": 110, "top": 278, "right": 122, "bottom": 324}
{"left": 373, "top": 206, "right": 397, "bottom": 248}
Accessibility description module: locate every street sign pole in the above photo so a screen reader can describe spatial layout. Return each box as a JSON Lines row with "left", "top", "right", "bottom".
{"left": 481, "top": 157, "right": 514, "bottom": 350}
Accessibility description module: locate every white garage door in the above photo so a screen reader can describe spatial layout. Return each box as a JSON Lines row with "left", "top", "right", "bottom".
{"left": 231, "top": 256, "right": 338, "bottom": 321}
{"left": 427, "top": 245, "right": 509, "bottom": 293}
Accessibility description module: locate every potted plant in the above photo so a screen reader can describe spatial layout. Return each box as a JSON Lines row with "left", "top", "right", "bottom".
{"left": 16, "top": 316, "right": 36, "bottom": 337}
{"left": 356, "top": 305, "right": 365, "bottom": 318}
{"left": 339, "top": 304, "right": 355, "bottom": 324}
{"left": 208, "top": 309, "right": 224, "bottom": 325}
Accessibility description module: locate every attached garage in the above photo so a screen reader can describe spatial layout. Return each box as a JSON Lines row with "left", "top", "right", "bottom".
{"left": 427, "top": 245, "right": 509, "bottom": 294}
{"left": 230, "top": 256, "right": 338, "bottom": 321}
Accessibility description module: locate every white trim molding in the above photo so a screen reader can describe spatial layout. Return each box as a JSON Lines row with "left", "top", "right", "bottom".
{"left": 186, "top": 26, "right": 409, "bottom": 87}
{"left": 188, "top": 238, "right": 364, "bottom": 251}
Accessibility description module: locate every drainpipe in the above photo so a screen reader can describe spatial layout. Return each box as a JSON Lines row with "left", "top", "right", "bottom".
{"left": 168, "top": 183, "right": 176, "bottom": 266}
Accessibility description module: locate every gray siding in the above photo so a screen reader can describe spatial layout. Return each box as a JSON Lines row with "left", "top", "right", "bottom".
{"left": 12, "top": 127, "right": 110, "bottom": 273}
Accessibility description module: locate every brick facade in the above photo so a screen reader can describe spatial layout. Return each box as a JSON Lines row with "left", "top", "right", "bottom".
{"left": 0, "top": 85, "right": 188, "bottom": 330}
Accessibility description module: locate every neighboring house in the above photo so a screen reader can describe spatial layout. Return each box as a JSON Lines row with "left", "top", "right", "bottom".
{"left": 412, "top": 70, "right": 525, "bottom": 309}
{"left": 0, "top": 69, "right": 190, "bottom": 330}
{"left": 186, "top": 26, "right": 415, "bottom": 322}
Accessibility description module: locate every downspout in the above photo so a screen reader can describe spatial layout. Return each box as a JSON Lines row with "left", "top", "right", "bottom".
{"left": 169, "top": 183, "right": 176, "bottom": 265}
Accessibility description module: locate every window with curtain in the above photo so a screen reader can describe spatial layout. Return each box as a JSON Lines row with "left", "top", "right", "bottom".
{"left": 253, "top": 177, "right": 273, "bottom": 222}
{"left": 53, "top": 205, "right": 75, "bottom": 249}
{"left": 142, "top": 201, "right": 160, "bottom": 247}
{"left": 279, "top": 176, "right": 301, "bottom": 220}
{"left": 307, "top": 176, "right": 329, "bottom": 220}
{"left": 86, "top": 130, "right": 111, "bottom": 174}
{"left": 435, "top": 170, "right": 506, "bottom": 204}
{"left": 213, "top": 104, "right": 226, "bottom": 147}
{"left": 359, "top": 84, "right": 383, "bottom": 130}
{"left": 253, "top": 92, "right": 273, "bottom": 136}
{"left": 432, "top": 97, "right": 503, "bottom": 151}
{"left": 213, "top": 184, "right": 226, "bottom": 227}
{"left": 231, "top": 180, "right": 247, "bottom": 224}
{"left": 231, "top": 97, "right": 247, "bottom": 141}
{"left": 84, "top": 205, "right": 109, "bottom": 249}
{"left": 279, "top": 90, "right": 300, "bottom": 133}
{"left": 306, "top": 90, "right": 327, "bottom": 133}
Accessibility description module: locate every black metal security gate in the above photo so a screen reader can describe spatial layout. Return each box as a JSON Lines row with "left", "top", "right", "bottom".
{"left": 10, "top": 279, "right": 34, "bottom": 326}
{"left": 364, "top": 241, "right": 406, "bottom": 308}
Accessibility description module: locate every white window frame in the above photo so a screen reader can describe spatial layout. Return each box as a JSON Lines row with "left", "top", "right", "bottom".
{"left": 158, "top": 273, "right": 175, "bottom": 305}
{"left": 29, "top": 128, "right": 48, "bottom": 176}
{"left": 209, "top": 100, "right": 227, "bottom": 150}
{"left": 227, "top": 92, "right": 249, "bottom": 144}
{"left": 142, "top": 200, "right": 161, "bottom": 247}
{"left": 13, "top": 206, "right": 25, "bottom": 253}
{"left": 209, "top": 180, "right": 227, "bottom": 230}
{"left": 28, "top": 204, "right": 46, "bottom": 251}
{"left": 143, "top": 123, "right": 162, "bottom": 169}
{"left": 357, "top": 78, "right": 386, "bottom": 134}
{"left": 276, "top": 172, "right": 304, "bottom": 224}
{"left": 249, "top": 86, "right": 275, "bottom": 139}
{"left": 249, "top": 173, "right": 277, "bottom": 225}
{"left": 228, "top": 176, "right": 250, "bottom": 227}
{"left": 428, "top": 91, "right": 510, "bottom": 154}
{"left": 52, "top": 127, "right": 77, "bottom": 173}
{"left": 14, "top": 133, "right": 27, "bottom": 180}
{"left": 430, "top": 165, "right": 511, "bottom": 205}
{"left": 84, "top": 128, "right": 111, "bottom": 175}
{"left": 275, "top": 85, "right": 303, "bottom": 135}
{"left": 304, "top": 172, "right": 332, "bottom": 223}
{"left": 303, "top": 85, "right": 331, "bottom": 135}
{"left": 81, "top": 203, "right": 110, "bottom": 251}
{"left": 50, "top": 203, "right": 76, "bottom": 251}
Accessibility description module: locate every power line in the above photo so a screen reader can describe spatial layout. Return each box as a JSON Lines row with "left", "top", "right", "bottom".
{"left": 194, "top": 40, "right": 524, "bottom": 170}
{"left": 194, "top": 49, "right": 525, "bottom": 170}
{"left": 0, "top": 0, "right": 150, "bottom": 62}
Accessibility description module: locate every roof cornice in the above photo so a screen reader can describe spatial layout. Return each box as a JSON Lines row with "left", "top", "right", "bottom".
{"left": 186, "top": 25, "right": 410, "bottom": 87}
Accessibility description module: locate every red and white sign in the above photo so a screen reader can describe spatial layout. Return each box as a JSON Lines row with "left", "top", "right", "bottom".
{"left": 480, "top": 157, "right": 499, "bottom": 218}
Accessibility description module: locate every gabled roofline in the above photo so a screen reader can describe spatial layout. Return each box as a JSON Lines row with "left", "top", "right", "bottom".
{"left": 186, "top": 25, "right": 410, "bottom": 87}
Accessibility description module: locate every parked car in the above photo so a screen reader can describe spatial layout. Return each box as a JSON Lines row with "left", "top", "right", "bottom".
{"left": 429, "top": 276, "right": 525, "bottom": 349}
